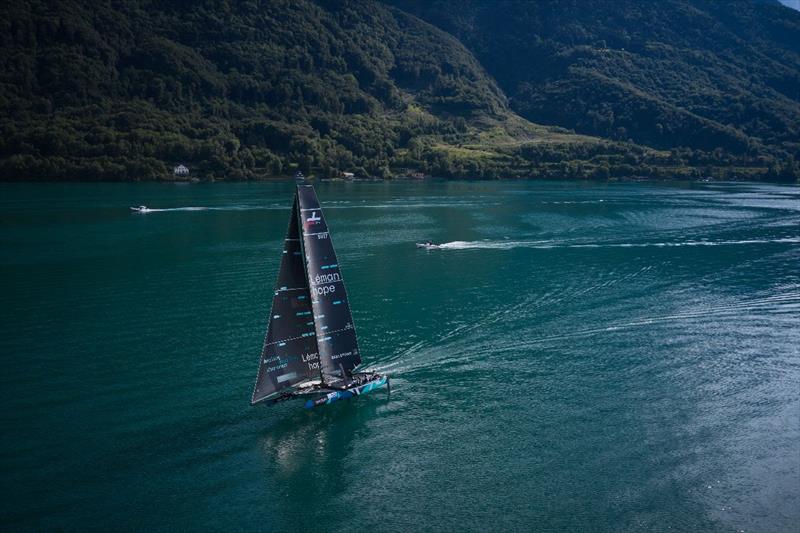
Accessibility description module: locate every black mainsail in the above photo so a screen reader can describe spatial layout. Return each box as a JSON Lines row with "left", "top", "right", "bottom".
{"left": 251, "top": 195, "right": 321, "bottom": 404}
{"left": 252, "top": 184, "right": 386, "bottom": 409}
{"left": 296, "top": 184, "right": 362, "bottom": 384}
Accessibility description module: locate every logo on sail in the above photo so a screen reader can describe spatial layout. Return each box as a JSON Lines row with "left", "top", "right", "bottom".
{"left": 305, "top": 211, "right": 321, "bottom": 226}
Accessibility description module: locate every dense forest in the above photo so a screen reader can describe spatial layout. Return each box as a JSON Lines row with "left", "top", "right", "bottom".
{"left": 1, "top": 0, "right": 798, "bottom": 181}
{"left": 390, "top": 0, "right": 800, "bottom": 174}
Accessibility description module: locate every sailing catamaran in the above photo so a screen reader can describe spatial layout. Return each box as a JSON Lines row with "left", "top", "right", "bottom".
{"left": 250, "top": 184, "right": 389, "bottom": 409}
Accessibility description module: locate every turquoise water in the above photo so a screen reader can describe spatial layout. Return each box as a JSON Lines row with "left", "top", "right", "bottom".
{"left": 1, "top": 181, "right": 798, "bottom": 532}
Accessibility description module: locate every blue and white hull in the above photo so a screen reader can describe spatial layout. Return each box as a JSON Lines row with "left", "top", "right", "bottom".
{"left": 304, "top": 375, "right": 389, "bottom": 409}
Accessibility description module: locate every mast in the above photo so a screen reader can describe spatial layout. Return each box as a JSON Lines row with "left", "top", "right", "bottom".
{"left": 251, "top": 194, "right": 322, "bottom": 404}
{"left": 296, "top": 184, "right": 362, "bottom": 384}
{"left": 294, "top": 197, "right": 325, "bottom": 385}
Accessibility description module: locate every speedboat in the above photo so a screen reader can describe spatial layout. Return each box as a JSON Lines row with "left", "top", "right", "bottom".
{"left": 130, "top": 205, "right": 150, "bottom": 212}
{"left": 416, "top": 242, "right": 442, "bottom": 249}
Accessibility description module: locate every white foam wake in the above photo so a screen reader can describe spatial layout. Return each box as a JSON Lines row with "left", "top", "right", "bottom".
{"left": 137, "top": 206, "right": 208, "bottom": 212}
{"left": 134, "top": 202, "right": 480, "bottom": 213}
{"left": 132, "top": 205, "right": 287, "bottom": 213}
{"left": 541, "top": 199, "right": 606, "bottom": 204}
{"left": 434, "top": 238, "right": 800, "bottom": 251}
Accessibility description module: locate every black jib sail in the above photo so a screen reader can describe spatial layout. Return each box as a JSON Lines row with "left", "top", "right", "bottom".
{"left": 251, "top": 195, "right": 321, "bottom": 404}
{"left": 297, "top": 184, "right": 362, "bottom": 384}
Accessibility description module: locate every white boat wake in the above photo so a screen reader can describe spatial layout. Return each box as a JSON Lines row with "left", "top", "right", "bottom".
{"left": 132, "top": 201, "right": 487, "bottom": 213}
{"left": 432, "top": 237, "right": 800, "bottom": 251}
{"left": 130, "top": 205, "right": 286, "bottom": 213}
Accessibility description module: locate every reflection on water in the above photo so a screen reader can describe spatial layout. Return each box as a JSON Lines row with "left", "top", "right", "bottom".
{"left": 258, "top": 398, "right": 389, "bottom": 476}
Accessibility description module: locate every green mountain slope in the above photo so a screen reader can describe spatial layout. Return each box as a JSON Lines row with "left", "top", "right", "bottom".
{"left": 0, "top": 0, "right": 511, "bottom": 180}
{"left": 1, "top": 0, "right": 798, "bottom": 181}
{"left": 388, "top": 0, "right": 800, "bottom": 177}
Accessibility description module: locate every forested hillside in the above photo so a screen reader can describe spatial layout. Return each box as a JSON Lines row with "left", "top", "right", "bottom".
{"left": 0, "top": 0, "right": 500, "bottom": 180}
{"left": 389, "top": 0, "right": 800, "bottom": 179}
{"left": 1, "top": 0, "right": 798, "bottom": 181}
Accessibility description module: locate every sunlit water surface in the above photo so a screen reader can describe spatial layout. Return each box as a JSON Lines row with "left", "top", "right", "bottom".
{"left": 1, "top": 181, "right": 798, "bottom": 531}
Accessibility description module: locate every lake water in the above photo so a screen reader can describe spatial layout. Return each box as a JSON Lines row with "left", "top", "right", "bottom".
{"left": 1, "top": 181, "right": 798, "bottom": 532}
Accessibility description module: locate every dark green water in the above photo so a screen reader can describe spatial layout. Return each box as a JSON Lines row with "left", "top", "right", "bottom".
{"left": 1, "top": 181, "right": 798, "bottom": 532}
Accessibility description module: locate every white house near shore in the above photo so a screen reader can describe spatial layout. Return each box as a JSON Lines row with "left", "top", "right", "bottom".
{"left": 173, "top": 164, "right": 189, "bottom": 176}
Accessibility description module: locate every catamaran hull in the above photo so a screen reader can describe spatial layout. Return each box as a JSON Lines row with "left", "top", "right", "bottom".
{"left": 304, "top": 376, "right": 389, "bottom": 409}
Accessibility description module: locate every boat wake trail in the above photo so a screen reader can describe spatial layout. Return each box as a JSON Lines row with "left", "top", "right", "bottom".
{"left": 134, "top": 205, "right": 286, "bottom": 212}
{"left": 435, "top": 237, "right": 800, "bottom": 251}
{"left": 138, "top": 207, "right": 209, "bottom": 212}
{"left": 502, "top": 292, "right": 800, "bottom": 352}
{"left": 136, "top": 201, "right": 487, "bottom": 213}
{"left": 540, "top": 199, "right": 606, "bottom": 204}
{"left": 374, "top": 286, "right": 800, "bottom": 377}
